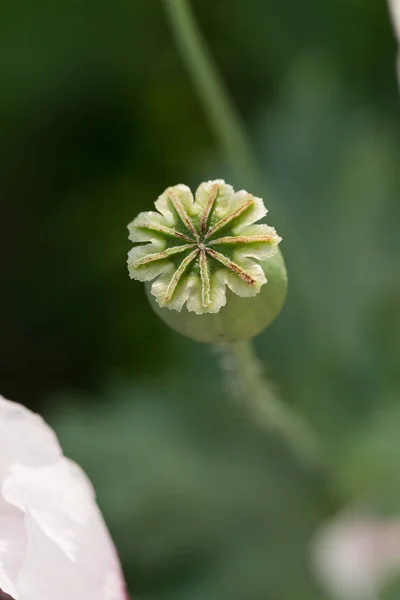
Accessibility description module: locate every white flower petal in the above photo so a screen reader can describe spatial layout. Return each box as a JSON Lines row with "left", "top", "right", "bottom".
{"left": 389, "top": 0, "right": 400, "bottom": 40}
{"left": 311, "top": 512, "right": 400, "bottom": 600}
{"left": 0, "top": 397, "right": 126, "bottom": 600}
{"left": 389, "top": 0, "right": 400, "bottom": 85}
{"left": 0, "top": 500, "right": 26, "bottom": 599}
{"left": 0, "top": 396, "right": 61, "bottom": 480}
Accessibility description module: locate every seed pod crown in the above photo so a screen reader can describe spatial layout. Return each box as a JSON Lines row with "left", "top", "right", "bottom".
{"left": 127, "top": 180, "right": 281, "bottom": 315}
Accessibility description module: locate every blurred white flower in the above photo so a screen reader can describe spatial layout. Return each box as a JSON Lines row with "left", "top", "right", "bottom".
{"left": 389, "top": 0, "right": 400, "bottom": 37}
{"left": 311, "top": 512, "right": 400, "bottom": 600}
{"left": 389, "top": 0, "right": 400, "bottom": 82}
{"left": 0, "top": 395, "right": 127, "bottom": 600}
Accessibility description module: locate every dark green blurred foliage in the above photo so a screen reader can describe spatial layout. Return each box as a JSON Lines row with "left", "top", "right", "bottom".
{"left": 383, "top": 576, "right": 400, "bottom": 600}
{"left": 1, "top": 0, "right": 400, "bottom": 598}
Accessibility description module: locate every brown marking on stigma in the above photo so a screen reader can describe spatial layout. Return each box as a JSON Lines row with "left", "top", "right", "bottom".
{"left": 206, "top": 248, "right": 256, "bottom": 286}
{"left": 204, "top": 196, "right": 253, "bottom": 240}
{"left": 199, "top": 249, "right": 211, "bottom": 307}
{"left": 168, "top": 190, "right": 199, "bottom": 241}
{"left": 131, "top": 244, "right": 196, "bottom": 268}
{"left": 208, "top": 234, "right": 278, "bottom": 246}
{"left": 139, "top": 223, "right": 194, "bottom": 243}
{"left": 163, "top": 249, "right": 199, "bottom": 303}
{"left": 200, "top": 183, "right": 219, "bottom": 236}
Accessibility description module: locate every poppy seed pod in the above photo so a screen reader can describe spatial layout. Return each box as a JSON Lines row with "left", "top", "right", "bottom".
{"left": 127, "top": 180, "right": 287, "bottom": 342}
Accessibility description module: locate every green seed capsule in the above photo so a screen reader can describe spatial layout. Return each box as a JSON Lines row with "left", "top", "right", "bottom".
{"left": 145, "top": 247, "right": 287, "bottom": 343}
{"left": 127, "top": 180, "right": 286, "bottom": 341}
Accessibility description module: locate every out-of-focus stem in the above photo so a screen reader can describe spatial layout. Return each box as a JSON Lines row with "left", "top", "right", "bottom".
{"left": 164, "top": 0, "right": 324, "bottom": 465}
{"left": 221, "top": 340, "right": 322, "bottom": 467}
{"left": 162, "top": 0, "right": 264, "bottom": 193}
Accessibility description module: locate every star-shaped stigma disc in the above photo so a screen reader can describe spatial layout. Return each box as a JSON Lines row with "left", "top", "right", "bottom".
{"left": 127, "top": 180, "right": 282, "bottom": 314}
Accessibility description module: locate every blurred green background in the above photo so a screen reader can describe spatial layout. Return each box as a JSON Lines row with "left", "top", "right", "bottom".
{"left": 1, "top": 0, "right": 400, "bottom": 598}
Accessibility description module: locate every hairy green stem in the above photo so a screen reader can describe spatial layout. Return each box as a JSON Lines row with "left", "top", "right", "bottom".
{"left": 162, "top": 0, "right": 269, "bottom": 200}
{"left": 163, "top": 0, "right": 324, "bottom": 464}
{"left": 221, "top": 340, "right": 322, "bottom": 466}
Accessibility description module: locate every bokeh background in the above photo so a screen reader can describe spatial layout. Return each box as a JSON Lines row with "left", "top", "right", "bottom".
{"left": 1, "top": 0, "right": 400, "bottom": 598}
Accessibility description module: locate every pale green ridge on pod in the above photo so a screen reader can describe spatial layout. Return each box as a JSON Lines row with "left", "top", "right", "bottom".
{"left": 145, "top": 248, "right": 287, "bottom": 343}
